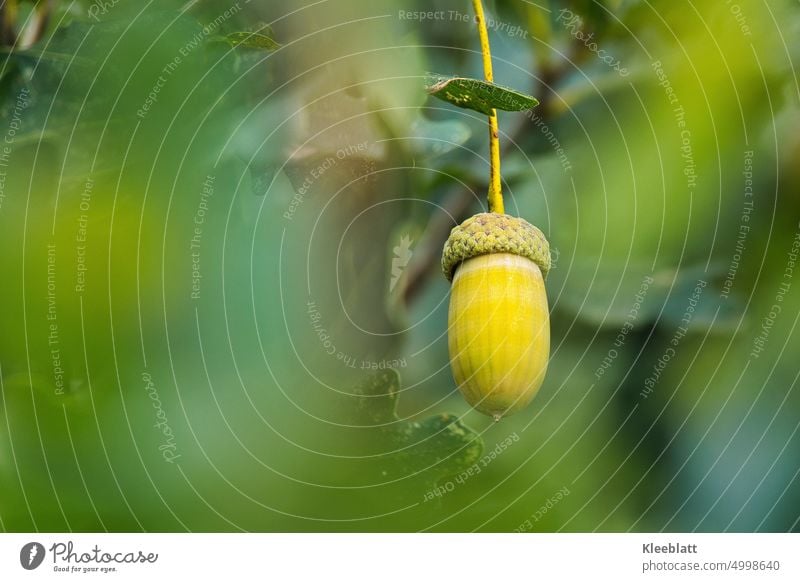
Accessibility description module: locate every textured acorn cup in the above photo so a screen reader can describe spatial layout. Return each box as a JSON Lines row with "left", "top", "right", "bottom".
{"left": 443, "top": 213, "right": 551, "bottom": 419}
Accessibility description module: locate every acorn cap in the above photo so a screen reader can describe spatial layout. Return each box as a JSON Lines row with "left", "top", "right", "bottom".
{"left": 442, "top": 212, "right": 551, "bottom": 282}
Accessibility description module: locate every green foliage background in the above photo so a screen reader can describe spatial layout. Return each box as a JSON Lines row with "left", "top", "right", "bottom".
{"left": 0, "top": 0, "right": 798, "bottom": 532}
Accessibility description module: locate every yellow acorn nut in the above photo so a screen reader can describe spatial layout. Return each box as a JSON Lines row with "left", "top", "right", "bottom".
{"left": 442, "top": 212, "right": 551, "bottom": 420}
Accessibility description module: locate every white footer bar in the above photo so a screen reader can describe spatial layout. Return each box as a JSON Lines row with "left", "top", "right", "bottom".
{"left": 1, "top": 533, "right": 797, "bottom": 581}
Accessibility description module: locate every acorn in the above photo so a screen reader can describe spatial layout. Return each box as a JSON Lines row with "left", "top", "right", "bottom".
{"left": 442, "top": 212, "right": 551, "bottom": 420}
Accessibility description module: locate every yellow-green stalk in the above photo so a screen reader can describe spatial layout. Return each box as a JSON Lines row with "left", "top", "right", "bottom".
{"left": 443, "top": 1, "right": 551, "bottom": 420}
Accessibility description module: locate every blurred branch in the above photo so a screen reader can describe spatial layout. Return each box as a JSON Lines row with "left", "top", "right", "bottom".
{"left": 400, "top": 182, "right": 477, "bottom": 306}
{"left": 527, "top": 2, "right": 624, "bottom": 120}
{"left": 546, "top": 66, "right": 641, "bottom": 117}
{"left": 526, "top": 1, "right": 577, "bottom": 120}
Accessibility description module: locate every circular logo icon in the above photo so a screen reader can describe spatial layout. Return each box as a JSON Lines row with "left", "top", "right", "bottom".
{"left": 19, "top": 542, "right": 45, "bottom": 570}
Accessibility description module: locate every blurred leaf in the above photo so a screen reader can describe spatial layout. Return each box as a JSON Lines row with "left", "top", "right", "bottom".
{"left": 0, "top": 46, "right": 92, "bottom": 66}
{"left": 351, "top": 370, "right": 484, "bottom": 482}
{"left": 408, "top": 115, "right": 471, "bottom": 159}
{"left": 422, "top": 151, "right": 538, "bottom": 197}
{"left": 425, "top": 74, "right": 539, "bottom": 115}
{"left": 351, "top": 369, "right": 400, "bottom": 424}
{"left": 215, "top": 31, "right": 280, "bottom": 51}
{"left": 551, "top": 258, "right": 660, "bottom": 327}
{"left": 659, "top": 263, "right": 742, "bottom": 334}
{"left": 392, "top": 413, "right": 484, "bottom": 481}
{"left": 249, "top": 165, "right": 278, "bottom": 196}
{"left": 552, "top": 259, "right": 741, "bottom": 333}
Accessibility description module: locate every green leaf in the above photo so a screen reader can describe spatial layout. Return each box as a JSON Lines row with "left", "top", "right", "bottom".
{"left": 216, "top": 31, "right": 280, "bottom": 51}
{"left": 425, "top": 74, "right": 539, "bottom": 115}
{"left": 349, "top": 370, "right": 485, "bottom": 482}
{"left": 392, "top": 413, "right": 484, "bottom": 480}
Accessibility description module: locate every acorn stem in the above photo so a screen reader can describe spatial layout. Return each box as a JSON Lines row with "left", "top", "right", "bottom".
{"left": 471, "top": 0, "right": 504, "bottom": 214}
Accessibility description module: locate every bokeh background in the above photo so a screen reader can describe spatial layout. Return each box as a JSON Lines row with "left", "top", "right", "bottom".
{"left": 0, "top": 0, "right": 799, "bottom": 532}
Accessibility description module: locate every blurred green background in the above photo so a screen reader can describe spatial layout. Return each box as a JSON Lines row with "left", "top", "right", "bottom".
{"left": 0, "top": 0, "right": 799, "bottom": 532}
